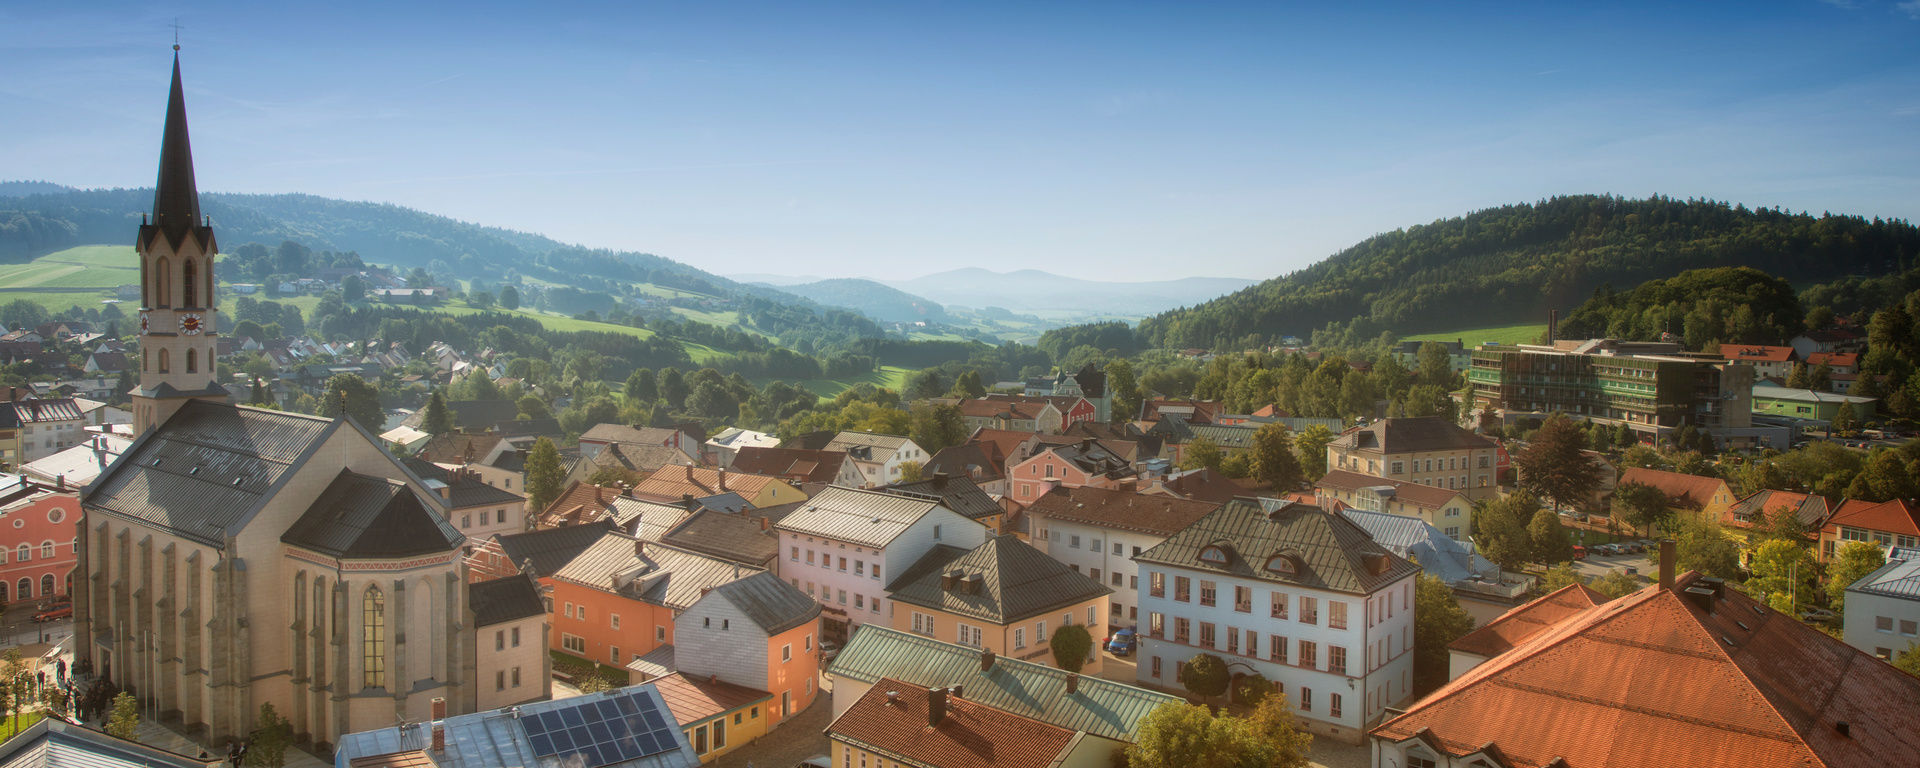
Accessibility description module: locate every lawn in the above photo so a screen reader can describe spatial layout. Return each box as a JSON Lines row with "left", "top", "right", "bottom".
{"left": 756, "top": 365, "right": 913, "bottom": 398}
{"left": 0, "top": 246, "right": 140, "bottom": 291}
{"left": 0, "top": 710, "right": 44, "bottom": 742}
{"left": 1403, "top": 323, "right": 1547, "bottom": 346}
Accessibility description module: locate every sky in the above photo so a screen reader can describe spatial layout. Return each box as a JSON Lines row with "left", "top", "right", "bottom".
{"left": 4, "top": 1, "right": 1919, "bottom": 282}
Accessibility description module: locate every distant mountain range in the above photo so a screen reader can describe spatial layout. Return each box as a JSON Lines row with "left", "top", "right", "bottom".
{"left": 736, "top": 268, "right": 1257, "bottom": 318}
{"left": 771, "top": 278, "right": 946, "bottom": 324}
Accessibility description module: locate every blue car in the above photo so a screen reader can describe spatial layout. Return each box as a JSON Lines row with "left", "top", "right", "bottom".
{"left": 1105, "top": 627, "right": 1137, "bottom": 656}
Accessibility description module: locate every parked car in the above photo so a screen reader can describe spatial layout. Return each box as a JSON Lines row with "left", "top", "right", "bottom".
{"left": 32, "top": 602, "right": 71, "bottom": 622}
{"left": 819, "top": 640, "right": 841, "bottom": 663}
{"left": 1571, "top": 545, "right": 1588, "bottom": 560}
{"left": 1798, "top": 608, "right": 1838, "bottom": 624}
{"left": 1105, "top": 627, "right": 1138, "bottom": 656}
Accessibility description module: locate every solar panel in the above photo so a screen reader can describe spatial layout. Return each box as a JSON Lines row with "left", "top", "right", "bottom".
{"left": 521, "top": 689, "right": 680, "bottom": 767}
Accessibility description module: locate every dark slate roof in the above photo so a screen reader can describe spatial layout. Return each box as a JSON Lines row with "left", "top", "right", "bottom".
{"left": 469, "top": 573, "right": 547, "bottom": 626}
{"left": 1135, "top": 498, "right": 1420, "bottom": 596}
{"left": 1072, "top": 363, "right": 1107, "bottom": 398}
{"left": 492, "top": 520, "right": 619, "bottom": 577}
{"left": 921, "top": 443, "right": 1005, "bottom": 484}
{"left": 1331, "top": 416, "right": 1496, "bottom": 454}
{"left": 141, "top": 53, "right": 215, "bottom": 254}
{"left": 707, "top": 571, "right": 821, "bottom": 635}
{"left": 660, "top": 509, "right": 778, "bottom": 566}
{"left": 886, "top": 534, "right": 1111, "bottom": 624}
{"left": 83, "top": 401, "right": 337, "bottom": 547}
{"left": 449, "top": 400, "right": 520, "bottom": 430}
{"left": 882, "top": 475, "right": 1002, "bottom": 521}
{"left": 282, "top": 470, "right": 464, "bottom": 559}
{"left": 492, "top": 417, "right": 560, "bottom": 438}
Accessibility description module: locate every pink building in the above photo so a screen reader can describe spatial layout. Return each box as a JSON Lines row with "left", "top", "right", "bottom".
{"left": 0, "top": 482, "right": 79, "bottom": 604}
{"left": 1007, "top": 439, "right": 1135, "bottom": 507}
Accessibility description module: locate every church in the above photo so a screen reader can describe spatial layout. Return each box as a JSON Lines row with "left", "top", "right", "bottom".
{"left": 73, "top": 52, "right": 487, "bottom": 751}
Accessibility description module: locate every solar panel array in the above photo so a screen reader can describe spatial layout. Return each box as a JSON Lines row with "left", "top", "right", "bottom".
{"left": 520, "top": 689, "right": 678, "bottom": 767}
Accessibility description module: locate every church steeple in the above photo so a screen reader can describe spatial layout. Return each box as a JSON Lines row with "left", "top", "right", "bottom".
{"left": 133, "top": 49, "right": 226, "bottom": 434}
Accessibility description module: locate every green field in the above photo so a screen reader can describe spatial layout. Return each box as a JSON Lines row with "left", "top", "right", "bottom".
{"left": 754, "top": 365, "right": 914, "bottom": 398}
{"left": 0, "top": 245, "right": 140, "bottom": 291}
{"left": 1404, "top": 323, "right": 1547, "bottom": 346}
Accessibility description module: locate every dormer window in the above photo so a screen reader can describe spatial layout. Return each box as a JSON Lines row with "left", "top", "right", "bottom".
{"left": 1198, "top": 545, "right": 1231, "bottom": 566}
{"left": 1264, "top": 555, "right": 1298, "bottom": 575}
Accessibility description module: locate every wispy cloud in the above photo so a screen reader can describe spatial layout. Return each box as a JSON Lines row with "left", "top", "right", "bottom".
{"left": 1900, "top": 0, "right": 1920, "bottom": 19}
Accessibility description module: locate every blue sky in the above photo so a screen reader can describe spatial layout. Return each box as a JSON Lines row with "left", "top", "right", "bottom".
{"left": 4, "top": 1, "right": 1918, "bottom": 281}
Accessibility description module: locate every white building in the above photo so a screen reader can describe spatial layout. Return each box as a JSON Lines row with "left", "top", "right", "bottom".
{"left": 772, "top": 485, "right": 986, "bottom": 643}
{"left": 1134, "top": 499, "right": 1420, "bottom": 745}
{"left": 809, "top": 432, "right": 928, "bottom": 487}
{"left": 1022, "top": 485, "right": 1221, "bottom": 627}
{"left": 468, "top": 574, "right": 551, "bottom": 711}
{"left": 1842, "top": 548, "right": 1920, "bottom": 662}
{"left": 8, "top": 398, "right": 87, "bottom": 464}
{"left": 704, "top": 427, "right": 779, "bottom": 469}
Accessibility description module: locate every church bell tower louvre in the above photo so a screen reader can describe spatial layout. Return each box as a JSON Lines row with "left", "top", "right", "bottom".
{"left": 133, "top": 48, "right": 228, "bottom": 434}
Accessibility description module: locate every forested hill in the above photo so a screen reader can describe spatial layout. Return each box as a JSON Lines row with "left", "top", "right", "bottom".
{"left": 0, "top": 187, "right": 796, "bottom": 304}
{"left": 1136, "top": 195, "right": 1920, "bottom": 350}
{"left": 775, "top": 278, "right": 946, "bottom": 323}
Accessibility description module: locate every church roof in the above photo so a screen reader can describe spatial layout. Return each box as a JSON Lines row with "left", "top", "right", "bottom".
{"left": 282, "top": 470, "right": 464, "bottom": 559}
{"left": 84, "top": 400, "right": 338, "bottom": 547}
{"left": 140, "top": 52, "right": 215, "bottom": 253}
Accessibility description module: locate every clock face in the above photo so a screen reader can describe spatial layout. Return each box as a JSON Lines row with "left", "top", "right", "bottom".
{"left": 180, "top": 313, "right": 204, "bottom": 335}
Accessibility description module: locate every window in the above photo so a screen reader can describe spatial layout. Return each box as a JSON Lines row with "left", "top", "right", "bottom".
{"left": 1330, "top": 693, "right": 1342, "bottom": 719}
{"left": 611, "top": 614, "right": 621, "bottom": 630}
{"left": 1300, "top": 596, "right": 1318, "bottom": 624}
{"left": 806, "top": 550, "right": 815, "bottom": 565}
{"left": 611, "top": 647, "right": 621, "bottom": 664}
{"left": 1299, "top": 640, "right": 1317, "bottom": 669}
{"left": 656, "top": 626, "right": 667, "bottom": 642}
{"left": 1014, "top": 628, "right": 1026, "bottom": 649}
{"left": 39, "top": 541, "right": 52, "bottom": 560}
{"left": 1174, "top": 618, "right": 1190, "bottom": 644}
{"left": 1091, "top": 568, "right": 1101, "bottom": 581}
{"left": 1111, "top": 572, "right": 1123, "bottom": 586}
{"left": 1199, "top": 580, "right": 1217, "bottom": 607}
{"left": 912, "top": 612, "right": 936, "bottom": 636}
{"left": 1271, "top": 592, "right": 1289, "bottom": 620}
{"left": 855, "top": 560, "right": 865, "bottom": 576}
{"left": 578, "top": 606, "right": 588, "bottom": 622}
{"left": 185, "top": 348, "right": 197, "bottom": 373}
{"left": 1300, "top": 687, "right": 1311, "bottom": 711}
{"left": 1903, "top": 620, "right": 1918, "bottom": 636}
{"left": 495, "top": 630, "right": 505, "bottom": 651}
{"left": 512, "top": 667, "right": 521, "bottom": 687}
{"left": 1149, "top": 612, "right": 1164, "bottom": 637}
{"left": 1245, "top": 629, "right": 1258, "bottom": 657}
{"left": 1150, "top": 572, "right": 1165, "bottom": 598}
{"left": 1330, "top": 646, "right": 1347, "bottom": 674}
{"left": 933, "top": 524, "right": 943, "bottom": 540}
{"left": 854, "top": 593, "right": 864, "bottom": 609}
{"left": 838, "top": 557, "right": 847, "bottom": 572}
{"left": 1878, "top": 616, "right": 1895, "bottom": 632}
{"left": 1070, "top": 535, "right": 1081, "bottom": 548}
{"left": 1174, "top": 576, "right": 1191, "bottom": 602}
{"left": 511, "top": 627, "right": 521, "bottom": 647}
{"left": 16, "top": 579, "right": 27, "bottom": 599}
{"left": 872, "top": 565, "right": 881, "bottom": 581}
{"left": 782, "top": 644, "right": 792, "bottom": 662}
{"left": 1198, "top": 545, "right": 1229, "bottom": 565}
{"left": 497, "top": 509, "right": 506, "bottom": 523}
{"left": 712, "top": 718, "right": 726, "bottom": 750}
{"left": 1270, "top": 635, "right": 1288, "bottom": 663}
{"left": 1037, "top": 620, "right": 1048, "bottom": 641}
{"left": 1226, "top": 625, "right": 1238, "bottom": 653}
{"left": 1088, "top": 605, "right": 1097, "bottom": 625}
{"left": 1234, "top": 586, "right": 1252, "bottom": 613}
{"left": 497, "top": 670, "right": 506, "bottom": 691}
{"left": 837, "top": 589, "right": 847, "bottom": 605}
{"left": 1408, "top": 756, "right": 1438, "bottom": 768}
{"left": 1199, "top": 622, "right": 1215, "bottom": 648}
{"left": 956, "top": 624, "right": 982, "bottom": 647}
{"left": 14, "top": 545, "right": 27, "bottom": 563}
{"left": 182, "top": 258, "right": 197, "bottom": 306}
{"left": 1151, "top": 656, "right": 1162, "bottom": 678}
{"left": 363, "top": 586, "right": 386, "bottom": 688}
{"left": 1329, "top": 601, "right": 1347, "bottom": 629}
{"left": 1113, "top": 542, "right": 1123, "bottom": 555}
{"left": 806, "top": 634, "right": 814, "bottom": 651}
{"left": 1391, "top": 461, "right": 1404, "bottom": 474}
{"left": 562, "top": 634, "right": 585, "bottom": 653}
{"left": 791, "top": 546, "right": 799, "bottom": 561}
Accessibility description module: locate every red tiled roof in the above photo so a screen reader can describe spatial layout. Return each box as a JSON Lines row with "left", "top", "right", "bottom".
{"left": 1316, "top": 469, "right": 1468, "bottom": 510}
{"left": 957, "top": 398, "right": 1048, "bottom": 420}
{"left": 1723, "top": 345, "right": 1797, "bottom": 363}
{"left": 1803, "top": 352, "right": 1859, "bottom": 368}
{"left": 1617, "top": 467, "right": 1729, "bottom": 510}
{"left": 1447, "top": 582, "right": 1607, "bottom": 658}
{"left": 1024, "top": 485, "right": 1221, "bottom": 537}
{"left": 533, "top": 481, "right": 620, "bottom": 528}
{"left": 730, "top": 446, "right": 849, "bottom": 484}
{"left": 1379, "top": 572, "right": 1920, "bottom": 768}
{"left": 1151, "top": 468, "right": 1244, "bottom": 503}
{"left": 631, "top": 465, "right": 790, "bottom": 501}
{"left": 650, "top": 672, "right": 773, "bottom": 727}
{"left": 1823, "top": 498, "right": 1920, "bottom": 538}
{"left": 827, "top": 679, "right": 1075, "bottom": 768}
{"left": 1723, "top": 490, "right": 1830, "bottom": 532}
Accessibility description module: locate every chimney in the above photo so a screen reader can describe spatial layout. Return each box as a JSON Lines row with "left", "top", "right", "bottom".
{"left": 1547, "top": 309, "right": 1559, "bottom": 343}
{"left": 1683, "top": 585, "right": 1716, "bottom": 615}
{"left": 941, "top": 570, "right": 958, "bottom": 591}
{"left": 758, "top": 516, "right": 770, "bottom": 532}
{"left": 932, "top": 471, "right": 948, "bottom": 489}
{"left": 55, "top": 474, "right": 65, "bottom": 491}
{"left": 718, "top": 468, "right": 728, "bottom": 492}
{"left": 431, "top": 696, "right": 447, "bottom": 720}
{"left": 927, "top": 686, "right": 948, "bottom": 727}
{"left": 1066, "top": 673, "right": 1079, "bottom": 695}
{"left": 949, "top": 685, "right": 963, "bottom": 699}
{"left": 430, "top": 696, "right": 447, "bottom": 751}
{"left": 980, "top": 648, "right": 996, "bottom": 671}
{"left": 1658, "top": 539, "right": 1676, "bottom": 591}
{"left": 634, "top": 539, "right": 647, "bottom": 558}
{"left": 595, "top": 485, "right": 604, "bottom": 503}
{"left": 885, "top": 690, "right": 900, "bottom": 706}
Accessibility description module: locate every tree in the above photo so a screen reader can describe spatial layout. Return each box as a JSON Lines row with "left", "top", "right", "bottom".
{"left": 898, "top": 461, "right": 924, "bottom": 483}
{"left": 624, "top": 367, "right": 657, "bottom": 403}
{"left": 319, "top": 373, "right": 384, "bottom": 428}
{"left": 1229, "top": 672, "right": 1271, "bottom": 707}
{"left": 1049, "top": 624, "right": 1093, "bottom": 673}
{"left": 1475, "top": 491, "right": 1540, "bottom": 570}
{"left": 1748, "top": 539, "right": 1817, "bottom": 612}
{"left": 1181, "top": 653, "right": 1229, "bottom": 702}
{"left": 1249, "top": 423, "right": 1302, "bottom": 489}
{"left": 1538, "top": 564, "right": 1581, "bottom": 593}
{"left": 1293, "top": 423, "right": 1335, "bottom": 479}
{"left": 1786, "top": 362, "right": 1811, "bottom": 390}
{"left": 515, "top": 394, "right": 553, "bottom": 421}
{"left": 469, "top": 290, "right": 496, "bottom": 309}
{"left": 342, "top": 274, "right": 367, "bottom": 303}
{"left": 1242, "top": 693, "right": 1313, "bottom": 767}
{"left": 1106, "top": 359, "right": 1141, "bottom": 423}
{"left": 1123, "top": 699, "right": 1309, "bottom": 768}
{"left": 1513, "top": 414, "right": 1602, "bottom": 512}
{"left": 524, "top": 437, "right": 565, "bottom": 515}
{"left": 1417, "top": 341, "right": 1454, "bottom": 386}
{"left": 499, "top": 285, "right": 520, "bottom": 310}
{"left": 1527, "top": 508, "right": 1574, "bottom": 564}
{"left": 251, "top": 702, "right": 292, "bottom": 768}
{"left": 1674, "top": 516, "right": 1742, "bottom": 580}
{"left": 1611, "top": 481, "right": 1673, "bottom": 536}
{"left": 1590, "top": 570, "right": 1644, "bottom": 599}
{"left": 1413, "top": 574, "right": 1475, "bottom": 694}
{"left": 1178, "top": 438, "right": 1224, "bottom": 472}
{"left": 908, "top": 402, "right": 966, "bottom": 454}
{"left": 106, "top": 691, "right": 139, "bottom": 741}
{"left": 1752, "top": 502, "right": 1809, "bottom": 549}
{"left": 947, "top": 370, "right": 987, "bottom": 399}
{"left": 1831, "top": 401, "right": 1859, "bottom": 436}
{"left": 657, "top": 368, "right": 689, "bottom": 409}
{"left": 421, "top": 391, "right": 455, "bottom": 436}
{"left": 1897, "top": 642, "right": 1920, "bottom": 679}
{"left": 1825, "top": 541, "right": 1887, "bottom": 617}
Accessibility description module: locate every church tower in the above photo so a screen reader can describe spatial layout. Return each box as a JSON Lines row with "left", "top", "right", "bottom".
{"left": 133, "top": 50, "right": 226, "bottom": 433}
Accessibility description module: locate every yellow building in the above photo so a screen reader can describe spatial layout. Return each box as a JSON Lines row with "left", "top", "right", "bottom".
{"left": 887, "top": 534, "right": 1112, "bottom": 675}
{"left": 1326, "top": 417, "right": 1502, "bottom": 501}
{"left": 1315, "top": 469, "right": 1475, "bottom": 541}
{"left": 651, "top": 672, "right": 773, "bottom": 764}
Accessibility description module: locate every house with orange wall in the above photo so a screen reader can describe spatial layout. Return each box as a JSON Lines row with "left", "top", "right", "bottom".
{"left": 546, "top": 530, "right": 762, "bottom": 670}
{"left": 0, "top": 481, "right": 79, "bottom": 603}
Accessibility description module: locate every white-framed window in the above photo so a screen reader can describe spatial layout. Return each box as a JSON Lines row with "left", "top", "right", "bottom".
{"left": 912, "top": 612, "right": 936, "bottom": 636}
{"left": 562, "top": 633, "right": 585, "bottom": 653}
{"left": 956, "top": 623, "right": 982, "bottom": 647}
{"left": 782, "top": 644, "right": 792, "bottom": 662}
{"left": 1014, "top": 628, "right": 1026, "bottom": 649}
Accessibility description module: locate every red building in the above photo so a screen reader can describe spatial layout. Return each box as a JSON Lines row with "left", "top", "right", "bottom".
{"left": 0, "top": 481, "right": 78, "bottom": 604}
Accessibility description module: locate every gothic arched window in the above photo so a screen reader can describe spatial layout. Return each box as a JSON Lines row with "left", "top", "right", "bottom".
{"left": 363, "top": 585, "right": 386, "bottom": 688}
{"left": 155, "top": 256, "right": 171, "bottom": 307}
{"left": 186, "top": 348, "right": 197, "bottom": 374}
{"left": 182, "top": 258, "right": 197, "bottom": 307}
{"left": 158, "top": 349, "right": 170, "bottom": 374}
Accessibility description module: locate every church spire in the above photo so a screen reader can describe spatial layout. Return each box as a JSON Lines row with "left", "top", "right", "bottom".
{"left": 152, "top": 50, "right": 201, "bottom": 237}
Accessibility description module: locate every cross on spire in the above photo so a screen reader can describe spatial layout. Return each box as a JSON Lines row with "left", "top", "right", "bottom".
{"left": 171, "top": 18, "right": 183, "bottom": 50}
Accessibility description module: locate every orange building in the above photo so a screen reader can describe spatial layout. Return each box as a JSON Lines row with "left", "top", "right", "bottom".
{"left": 547, "top": 530, "right": 760, "bottom": 670}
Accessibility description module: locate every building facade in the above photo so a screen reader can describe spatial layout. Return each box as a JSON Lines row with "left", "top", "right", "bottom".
{"left": 1024, "top": 485, "right": 1220, "bottom": 626}
{"left": 1468, "top": 341, "right": 1755, "bottom": 443}
{"left": 0, "top": 483, "right": 79, "bottom": 603}
{"left": 772, "top": 486, "right": 987, "bottom": 642}
{"left": 886, "top": 534, "right": 1112, "bottom": 673}
{"left": 1841, "top": 552, "right": 1920, "bottom": 661}
{"left": 1325, "top": 417, "right": 1501, "bottom": 502}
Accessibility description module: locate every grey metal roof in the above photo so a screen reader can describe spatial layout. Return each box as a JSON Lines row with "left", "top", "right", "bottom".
{"left": 552, "top": 533, "right": 759, "bottom": 611}
{"left": 882, "top": 475, "right": 1001, "bottom": 521}
{"left": 494, "top": 521, "right": 620, "bottom": 577}
{"left": 1848, "top": 555, "right": 1920, "bottom": 601}
{"left": 608, "top": 497, "right": 692, "bottom": 543}
{"left": 706, "top": 571, "right": 821, "bottom": 635}
{"left": 659, "top": 509, "right": 778, "bottom": 566}
{"left": 83, "top": 401, "right": 338, "bottom": 547}
{"left": 627, "top": 644, "right": 677, "bottom": 678}
{"left": 333, "top": 683, "right": 700, "bottom": 768}
{"left": 470, "top": 573, "right": 548, "bottom": 627}
{"left": 1185, "top": 424, "right": 1258, "bottom": 449}
{"left": 281, "top": 470, "right": 464, "bottom": 559}
{"left": 0, "top": 717, "right": 218, "bottom": 768}
{"left": 886, "top": 535, "right": 1111, "bottom": 624}
{"left": 1339, "top": 508, "right": 1498, "bottom": 586}
{"left": 772, "top": 486, "right": 944, "bottom": 548}
{"left": 1135, "top": 498, "right": 1420, "bottom": 595}
{"left": 827, "top": 625, "right": 1179, "bottom": 742}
